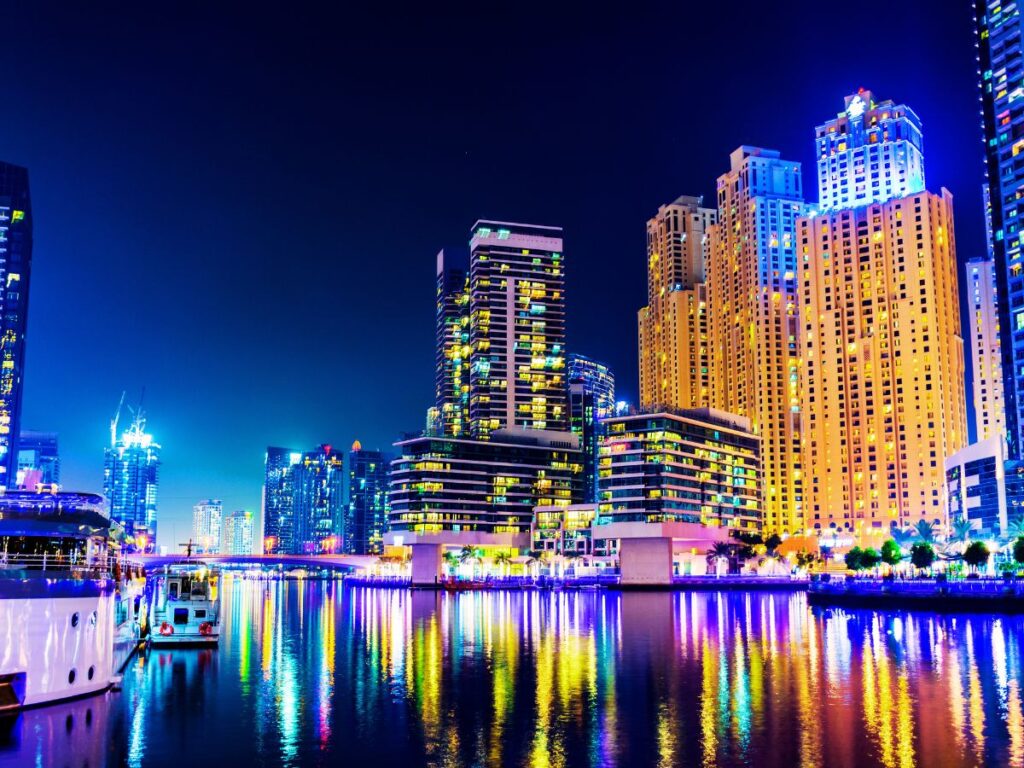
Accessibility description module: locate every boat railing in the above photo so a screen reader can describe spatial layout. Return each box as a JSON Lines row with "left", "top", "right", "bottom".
{"left": 0, "top": 550, "right": 139, "bottom": 579}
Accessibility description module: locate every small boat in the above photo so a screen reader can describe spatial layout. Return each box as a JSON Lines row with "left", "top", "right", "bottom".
{"left": 149, "top": 564, "right": 220, "bottom": 646}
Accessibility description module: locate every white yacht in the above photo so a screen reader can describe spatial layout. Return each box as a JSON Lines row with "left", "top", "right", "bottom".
{"left": 0, "top": 490, "right": 124, "bottom": 710}
{"left": 149, "top": 564, "right": 221, "bottom": 646}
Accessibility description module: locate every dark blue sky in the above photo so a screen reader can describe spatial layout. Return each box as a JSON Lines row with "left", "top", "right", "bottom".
{"left": 2, "top": 2, "right": 983, "bottom": 547}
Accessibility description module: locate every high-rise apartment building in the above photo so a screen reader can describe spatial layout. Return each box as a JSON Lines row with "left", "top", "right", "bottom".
{"left": 707, "top": 146, "right": 805, "bottom": 533}
{"left": 567, "top": 353, "right": 615, "bottom": 504}
{"left": 262, "top": 446, "right": 301, "bottom": 554}
{"left": 192, "top": 499, "right": 222, "bottom": 554}
{"left": 0, "top": 163, "right": 32, "bottom": 487}
{"left": 103, "top": 416, "right": 160, "bottom": 552}
{"left": 292, "top": 445, "right": 345, "bottom": 554}
{"left": 223, "top": 510, "right": 255, "bottom": 555}
{"left": 434, "top": 249, "right": 471, "bottom": 437}
{"left": 799, "top": 93, "right": 967, "bottom": 541}
{"left": 346, "top": 441, "right": 390, "bottom": 554}
{"left": 638, "top": 196, "right": 716, "bottom": 410}
{"left": 975, "top": 3, "right": 1024, "bottom": 456}
{"left": 16, "top": 430, "right": 59, "bottom": 489}
{"left": 468, "top": 221, "right": 567, "bottom": 437}
{"left": 966, "top": 257, "right": 1005, "bottom": 442}
{"left": 815, "top": 90, "right": 925, "bottom": 213}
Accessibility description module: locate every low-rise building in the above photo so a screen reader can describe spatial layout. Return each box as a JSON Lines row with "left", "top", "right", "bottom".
{"left": 532, "top": 503, "right": 595, "bottom": 555}
{"left": 945, "top": 436, "right": 1007, "bottom": 538}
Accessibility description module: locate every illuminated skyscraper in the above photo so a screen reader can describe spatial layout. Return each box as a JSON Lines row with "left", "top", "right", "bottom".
{"left": 468, "top": 221, "right": 567, "bottom": 437}
{"left": 434, "top": 248, "right": 470, "bottom": 437}
{"left": 567, "top": 353, "right": 615, "bottom": 504}
{"left": 975, "top": 3, "right": 1024, "bottom": 456}
{"left": 638, "top": 195, "right": 716, "bottom": 410}
{"left": 223, "top": 510, "right": 255, "bottom": 555}
{"left": 707, "top": 146, "right": 805, "bottom": 533}
{"left": 346, "top": 440, "right": 390, "bottom": 554}
{"left": 292, "top": 444, "right": 345, "bottom": 554}
{"left": 799, "top": 93, "right": 967, "bottom": 542}
{"left": 103, "top": 416, "right": 160, "bottom": 552}
{"left": 262, "top": 446, "right": 300, "bottom": 554}
{"left": 192, "top": 499, "right": 222, "bottom": 554}
{"left": 815, "top": 90, "right": 925, "bottom": 212}
{"left": 16, "top": 430, "right": 59, "bottom": 490}
{"left": 966, "top": 257, "right": 1005, "bottom": 442}
{"left": 0, "top": 163, "right": 32, "bottom": 487}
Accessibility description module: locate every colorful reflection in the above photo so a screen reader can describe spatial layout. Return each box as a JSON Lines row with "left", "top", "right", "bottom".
{"left": 2, "top": 582, "right": 1024, "bottom": 768}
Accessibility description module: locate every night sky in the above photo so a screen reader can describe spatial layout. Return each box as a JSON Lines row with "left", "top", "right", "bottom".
{"left": 2, "top": 2, "right": 982, "bottom": 547}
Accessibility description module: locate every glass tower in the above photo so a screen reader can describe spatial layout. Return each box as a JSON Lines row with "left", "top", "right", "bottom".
{"left": 292, "top": 445, "right": 345, "bottom": 554}
{"left": 262, "top": 446, "right": 301, "bottom": 554}
{"left": 434, "top": 248, "right": 470, "bottom": 437}
{"left": 346, "top": 441, "right": 390, "bottom": 554}
{"left": 567, "top": 353, "right": 615, "bottom": 504}
{"left": 103, "top": 416, "right": 160, "bottom": 552}
{"left": 192, "top": 499, "right": 223, "bottom": 554}
{"left": 0, "top": 162, "right": 32, "bottom": 487}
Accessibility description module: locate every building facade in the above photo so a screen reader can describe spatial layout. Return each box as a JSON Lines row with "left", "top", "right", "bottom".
{"left": 262, "top": 446, "right": 301, "bottom": 554}
{"left": 799, "top": 93, "right": 967, "bottom": 542}
{"left": 388, "top": 429, "right": 583, "bottom": 550}
{"left": 975, "top": 3, "right": 1024, "bottom": 456}
{"left": 0, "top": 163, "right": 32, "bottom": 486}
{"left": 434, "top": 248, "right": 471, "bottom": 437}
{"left": 103, "top": 418, "right": 160, "bottom": 552}
{"left": 707, "top": 146, "right": 805, "bottom": 533}
{"left": 223, "top": 510, "right": 255, "bottom": 556}
{"left": 468, "top": 221, "right": 567, "bottom": 437}
{"left": 291, "top": 445, "right": 345, "bottom": 554}
{"left": 16, "top": 430, "right": 58, "bottom": 490}
{"left": 346, "top": 441, "right": 390, "bottom": 554}
{"left": 192, "top": 499, "right": 222, "bottom": 554}
{"left": 966, "top": 257, "right": 1005, "bottom": 442}
{"left": 596, "top": 408, "right": 762, "bottom": 532}
{"left": 568, "top": 353, "right": 615, "bottom": 505}
{"left": 945, "top": 436, "right": 1007, "bottom": 538}
{"left": 638, "top": 195, "right": 716, "bottom": 411}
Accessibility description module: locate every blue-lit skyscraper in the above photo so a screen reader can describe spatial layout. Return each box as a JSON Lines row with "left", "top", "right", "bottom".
{"left": 346, "top": 440, "right": 390, "bottom": 554}
{"left": 103, "top": 415, "right": 160, "bottom": 552}
{"left": 0, "top": 163, "right": 32, "bottom": 487}
{"left": 262, "top": 446, "right": 300, "bottom": 554}
{"left": 292, "top": 444, "right": 345, "bottom": 554}
{"left": 434, "top": 248, "right": 470, "bottom": 437}
{"left": 976, "top": 2, "right": 1024, "bottom": 456}
{"left": 567, "top": 353, "right": 615, "bottom": 504}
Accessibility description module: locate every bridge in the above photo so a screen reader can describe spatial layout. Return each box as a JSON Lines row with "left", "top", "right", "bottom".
{"left": 131, "top": 553, "right": 377, "bottom": 572}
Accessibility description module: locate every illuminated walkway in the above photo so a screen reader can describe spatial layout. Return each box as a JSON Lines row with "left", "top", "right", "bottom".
{"left": 132, "top": 553, "right": 376, "bottom": 572}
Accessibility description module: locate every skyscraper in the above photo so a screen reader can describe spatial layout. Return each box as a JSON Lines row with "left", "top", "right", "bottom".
{"left": 292, "top": 444, "right": 345, "bottom": 554}
{"left": 346, "top": 441, "right": 390, "bottom": 554}
{"left": 0, "top": 163, "right": 32, "bottom": 487}
{"left": 799, "top": 92, "right": 967, "bottom": 541}
{"left": 434, "top": 248, "right": 470, "bottom": 437}
{"left": 262, "top": 446, "right": 300, "bottom": 554}
{"left": 567, "top": 353, "right": 615, "bottom": 504}
{"left": 192, "top": 499, "right": 223, "bottom": 554}
{"left": 223, "top": 510, "right": 255, "bottom": 555}
{"left": 707, "top": 146, "right": 805, "bottom": 534}
{"left": 468, "top": 221, "right": 567, "bottom": 437}
{"left": 16, "top": 430, "right": 59, "bottom": 489}
{"left": 966, "top": 257, "right": 1005, "bottom": 442}
{"left": 975, "top": 3, "right": 1024, "bottom": 455}
{"left": 103, "top": 415, "right": 160, "bottom": 552}
{"left": 638, "top": 195, "right": 716, "bottom": 410}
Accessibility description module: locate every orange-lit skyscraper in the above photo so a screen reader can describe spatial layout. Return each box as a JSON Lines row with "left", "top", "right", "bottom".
{"left": 799, "top": 92, "right": 967, "bottom": 543}
{"left": 638, "top": 196, "right": 716, "bottom": 410}
{"left": 707, "top": 147, "right": 805, "bottom": 534}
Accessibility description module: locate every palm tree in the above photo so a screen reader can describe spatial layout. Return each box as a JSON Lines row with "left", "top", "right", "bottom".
{"left": 706, "top": 542, "right": 733, "bottom": 573}
{"left": 949, "top": 516, "right": 974, "bottom": 546}
{"left": 443, "top": 551, "right": 459, "bottom": 574}
{"left": 459, "top": 545, "right": 477, "bottom": 565}
{"left": 913, "top": 519, "right": 936, "bottom": 544}
{"left": 891, "top": 527, "right": 915, "bottom": 550}
{"left": 493, "top": 551, "right": 512, "bottom": 578}
{"left": 1006, "top": 514, "right": 1024, "bottom": 543}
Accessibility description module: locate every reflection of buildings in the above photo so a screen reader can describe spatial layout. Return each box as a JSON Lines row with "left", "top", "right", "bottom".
{"left": 103, "top": 415, "right": 160, "bottom": 552}
{"left": 346, "top": 441, "right": 390, "bottom": 554}
{"left": 16, "top": 430, "right": 59, "bottom": 489}
{"left": 0, "top": 162, "right": 32, "bottom": 488}
{"left": 223, "top": 509, "right": 255, "bottom": 555}
{"left": 192, "top": 499, "right": 222, "bottom": 553}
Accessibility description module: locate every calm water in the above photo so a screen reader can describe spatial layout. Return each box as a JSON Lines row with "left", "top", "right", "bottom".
{"left": 3, "top": 579, "right": 1024, "bottom": 768}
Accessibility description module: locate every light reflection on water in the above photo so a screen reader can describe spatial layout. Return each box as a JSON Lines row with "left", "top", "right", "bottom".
{"left": 1, "top": 580, "right": 1023, "bottom": 767}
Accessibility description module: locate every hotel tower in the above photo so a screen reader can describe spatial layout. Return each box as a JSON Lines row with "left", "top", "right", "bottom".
{"left": 799, "top": 91, "right": 967, "bottom": 542}
{"left": 707, "top": 147, "right": 805, "bottom": 534}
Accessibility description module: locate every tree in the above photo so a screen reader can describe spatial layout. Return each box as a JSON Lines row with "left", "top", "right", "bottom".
{"left": 706, "top": 541, "right": 733, "bottom": 563}
{"left": 963, "top": 541, "right": 991, "bottom": 572}
{"left": 1015, "top": 537, "right": 1024, "bottom": 566}
{"left": 493, "top": 551, "right": 512, "bottom": 577}
{"left": 914, "top": 520, "right": 936, "bottom": 543}
{"left": 1007, "top": 515, "right": 1024, "bottom": 543}
{"left": 881, "top": 539, "right": 902, "bottom": 567}
{"left": 459, "top": 545, "right": 478, "bottom": 565}
{"left": 764, "top": 534, "right": 783, "bottom": 554}
{"left": 910, "top": 542, "right": 936, "bottom": 570}
{"left": 845, "top": 547, "right": 865, "bottom": 572}
{"left": 861, "top": 548, "right": 882, "bottom": 569}
{"left": 795, "top": 551, "right": 820, "bottom": 571}
{"left": 949, "top": 516, "right": 974, "bottom": 545}
{"left": 443, "top": 551, "right": 459, "bottom": 573}
{"left": 891, "top": 527, "right": 915, "bottom": 549}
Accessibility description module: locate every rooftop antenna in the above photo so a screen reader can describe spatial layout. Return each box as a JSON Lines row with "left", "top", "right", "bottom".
{"left": 110, "top": 391, "right": 126, "bottom": 447}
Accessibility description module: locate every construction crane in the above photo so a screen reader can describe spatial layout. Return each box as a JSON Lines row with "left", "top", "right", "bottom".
{"left": 110, "top": 391, "right": 126, "bottom": 447}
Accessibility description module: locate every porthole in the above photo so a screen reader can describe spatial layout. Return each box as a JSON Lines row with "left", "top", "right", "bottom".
{"left": 87, "top": 666, "right": 95, "bottom": 681}
{"left": 68, "top": 668, "right": 76, "bottom": 685}
{"left": 71, "top": 612, "right": 80, "bottom": 628}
